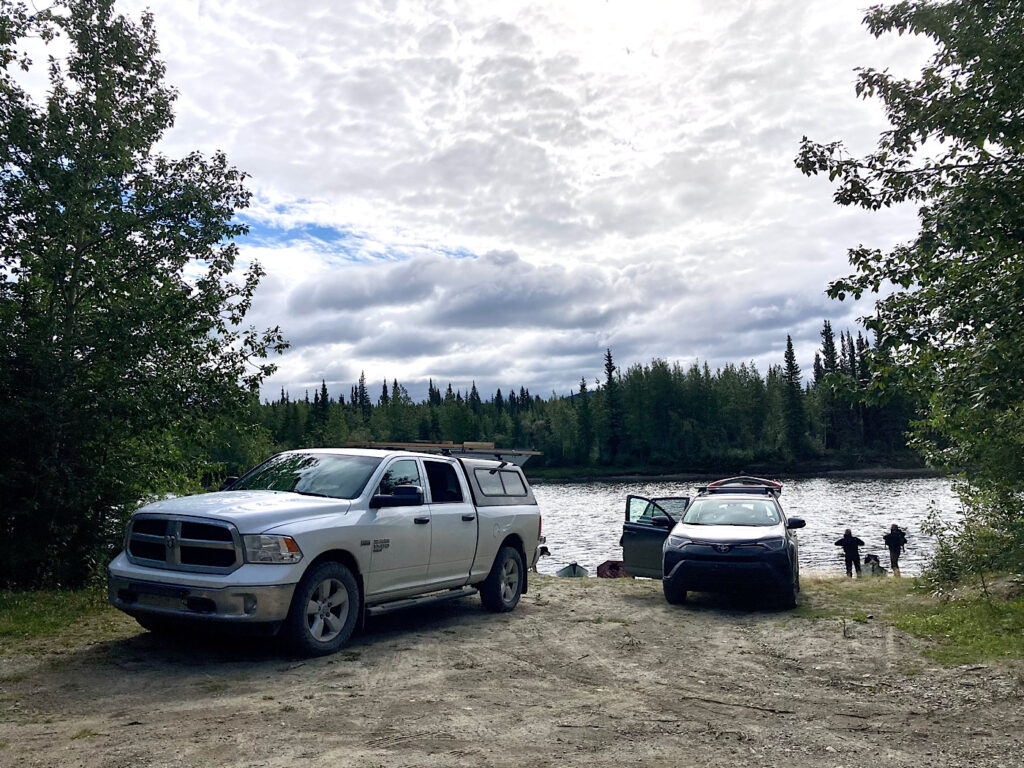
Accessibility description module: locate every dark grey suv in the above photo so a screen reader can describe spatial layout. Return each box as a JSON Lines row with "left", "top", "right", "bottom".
{"left": 621, "top": 477, "right": 805, "bottom": 608}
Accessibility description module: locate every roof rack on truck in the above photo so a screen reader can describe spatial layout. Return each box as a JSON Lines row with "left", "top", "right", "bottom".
{"left": 696, "top": 476, "right": 782, "bottom": 497}
{"left": 344, "top": 441, "right": 542, "bottom": 466}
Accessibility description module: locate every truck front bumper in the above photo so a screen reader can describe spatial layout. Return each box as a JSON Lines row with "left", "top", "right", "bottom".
{"left": 108, "top": 573, "right": 296, "bottom": 627}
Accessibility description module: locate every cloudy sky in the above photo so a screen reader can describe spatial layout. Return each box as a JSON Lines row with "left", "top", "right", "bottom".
{"left": 118, "top": 0, "right": 933, "bottom": 402}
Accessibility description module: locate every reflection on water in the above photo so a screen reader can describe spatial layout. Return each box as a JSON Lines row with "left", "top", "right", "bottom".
{"left": 532, "top": 477, "right": 960, "bottom": 578}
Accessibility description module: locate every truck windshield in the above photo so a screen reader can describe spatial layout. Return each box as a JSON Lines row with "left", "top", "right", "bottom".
{"left": 232, "top": 453, "right": 382, "bottom": 499}
{"left": 681, "top": 498, "right": 780, "bottom": 526}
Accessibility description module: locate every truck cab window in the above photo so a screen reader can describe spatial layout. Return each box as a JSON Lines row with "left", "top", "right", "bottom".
{"left": 425, "top": 461, "right": 464, "bottom": 503}
{"left": 378, "top": 459, "right": 420, "bottom": 495}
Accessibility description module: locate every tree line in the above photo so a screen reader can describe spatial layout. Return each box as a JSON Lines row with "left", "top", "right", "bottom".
{"left": 242, "top": 322, "right": 917, "bottom": 476}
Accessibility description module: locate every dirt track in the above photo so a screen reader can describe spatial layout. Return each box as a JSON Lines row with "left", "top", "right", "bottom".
{"left": 1, "top": 576, "right": 1022, "bottom": 767}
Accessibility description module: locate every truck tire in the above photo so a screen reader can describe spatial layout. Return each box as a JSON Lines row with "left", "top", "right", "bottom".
{"left": 663, "top": 578, "right": 687, "bottom": 605}
{"left": 480, "top": 546, "right": 524, "bottom": 612}
{"left": 283, "top": 561, "right": 360, "bottom": 657}
{"left": 135, "top": 616, "right": 182, "bottom": 636}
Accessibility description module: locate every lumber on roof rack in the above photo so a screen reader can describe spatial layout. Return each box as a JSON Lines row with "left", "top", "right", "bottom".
{"left": 344, "top": 441, "right": 542, "bottom": 466}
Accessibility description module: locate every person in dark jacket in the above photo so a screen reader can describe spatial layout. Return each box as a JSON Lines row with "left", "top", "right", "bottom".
{"left": 883, "top": 524, "right": 908, "bottom": 575}
{"left": 834, "top": 529, "right": 865, "bottom": 577}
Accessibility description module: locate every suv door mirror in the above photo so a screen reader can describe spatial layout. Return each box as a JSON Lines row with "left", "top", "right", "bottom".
{"left": 652, "top": 516, "right": 673, "bottom": 528}
{"left": 370, "top": 485, "right": 424, "bottom": 509}
{"left": 786, "top": 517, "right": 806, "bottom": 529}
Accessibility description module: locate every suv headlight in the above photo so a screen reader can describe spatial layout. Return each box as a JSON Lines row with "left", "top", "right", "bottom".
{"left": 243, "top": 535, "right": 303, "bottom": 563}
{"left": 758, "top": 536, "right": 786, "bottom": 550}
{"left": 666, "top": 535, "right": 692, "bottom": 549}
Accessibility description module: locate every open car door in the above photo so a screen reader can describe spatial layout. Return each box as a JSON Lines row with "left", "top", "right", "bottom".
{"left": 621, "top": 495, "right": 689, "bottom": 578}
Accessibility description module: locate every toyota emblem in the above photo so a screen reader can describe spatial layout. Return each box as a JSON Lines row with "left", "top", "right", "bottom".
{"left": 714, "top": 544, "right": 731, "bottom": 553}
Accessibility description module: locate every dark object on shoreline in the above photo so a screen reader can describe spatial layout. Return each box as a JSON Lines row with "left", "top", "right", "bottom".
{"left": 556, "top": 562, "right": 588, "bottom": 578}
{"left": 597, "top": 560, "right": 628, "bottom": 578}
{"left": 863, "top": 553, "right": 887, "bottom": 576}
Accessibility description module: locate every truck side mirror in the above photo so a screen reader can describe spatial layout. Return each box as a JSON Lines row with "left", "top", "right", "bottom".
{"left": 370, "top": 486, "right": 424, "bottom": 508}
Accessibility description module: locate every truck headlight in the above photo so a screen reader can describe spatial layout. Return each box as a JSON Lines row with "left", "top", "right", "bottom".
{"left": 243, "top": 535, "right": 303, "bottom": 564}
{"left": 758, "top": 537, "right": 786, "bottom": 550}
{"left": 666, "top": 535, "right": 692, "bottom": 549}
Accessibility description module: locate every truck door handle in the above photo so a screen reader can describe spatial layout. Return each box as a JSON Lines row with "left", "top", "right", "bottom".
{"left": 461, "top": 514, "right": 476, "bottom": 521}
{"left": 414, "top": 517, "right": 430, "bottom": 525}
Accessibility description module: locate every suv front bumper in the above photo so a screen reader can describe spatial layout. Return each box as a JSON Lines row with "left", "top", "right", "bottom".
{"left": 108, "top": 573, "right": 296, "bottom": 626}
{"left": 663, "top": 547, "right": 793, "bottom": 593}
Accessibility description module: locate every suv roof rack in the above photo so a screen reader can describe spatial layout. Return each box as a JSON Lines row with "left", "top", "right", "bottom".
{"left": 344, "top": 441, "right": 542, "bottom": 466}
{"left": 696, "top": 476, "right": 782, "bottom": 497}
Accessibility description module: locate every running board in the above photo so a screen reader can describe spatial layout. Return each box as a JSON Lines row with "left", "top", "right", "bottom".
{"left": 366, "top": 586, "right": 478, "bottom": 617}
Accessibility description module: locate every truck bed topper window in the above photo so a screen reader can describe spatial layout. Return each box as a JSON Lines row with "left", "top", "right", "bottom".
{"left": 474, "top": 468, "right": 528, "bottom": 497}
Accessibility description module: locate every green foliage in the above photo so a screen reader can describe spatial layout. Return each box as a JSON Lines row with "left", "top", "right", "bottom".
{"left": 797, "top": 0, "right": 1024, "bottom": 576}
{"left": 258, "top": 335, "right": 917, "bottom": 478}
{"left": 0, "top": 587, "right": 107, "bottom": 640}
{"left": 0, "top": 1, "right": 285, "bottom": 587}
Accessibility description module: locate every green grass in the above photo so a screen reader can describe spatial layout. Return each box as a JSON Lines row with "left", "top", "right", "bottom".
{"left": 71, "top": 728, "right": 97, "bottom": 740}
{"left": 893, "top": 598, "right": 1024, "bottom": 665}
{"left": 797, "top": 575, "right": 1024, "bottom": 666}
{"left": 0, "top": 588, "right": 110, "bottom": 641}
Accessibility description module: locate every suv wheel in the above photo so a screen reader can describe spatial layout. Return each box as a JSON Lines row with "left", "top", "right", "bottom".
{"left": 777, "top": 578, "right": 798, "bottom": 610}
{"left": 283, "top": 561, "right": 359, "bottom": 656}
{"left": 480, "top": 546, "right": 524, "bottom": 612}
{"left": 663, "top": 578, "right": 687, "bottom": 605}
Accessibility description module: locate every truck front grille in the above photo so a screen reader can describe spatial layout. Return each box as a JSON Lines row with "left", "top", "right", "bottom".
{"left": 126, "top": 515, "right": 242, "bottom": 574}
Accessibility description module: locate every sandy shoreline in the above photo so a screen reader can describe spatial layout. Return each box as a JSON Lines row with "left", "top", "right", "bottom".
{"left": 0, "top": 575, "right": 1019, "bottom": 767}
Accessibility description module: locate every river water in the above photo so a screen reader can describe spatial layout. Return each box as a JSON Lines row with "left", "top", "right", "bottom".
{"left": 531, "top": 477, "right": 961, "bottom": 578}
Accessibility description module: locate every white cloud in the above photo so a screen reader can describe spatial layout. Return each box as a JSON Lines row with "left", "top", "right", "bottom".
{"left": 111, "top": 0, "right": 935, "bottom": 399}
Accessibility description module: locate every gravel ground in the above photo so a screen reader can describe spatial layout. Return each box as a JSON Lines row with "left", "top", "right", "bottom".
{"left": 1, "top": 575, "right": 1022, "bottom": 767}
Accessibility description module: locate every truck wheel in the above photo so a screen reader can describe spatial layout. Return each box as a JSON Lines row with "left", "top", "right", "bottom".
{"left": 283, "top": 561, "right": 359, "bottom": 657}
{"left": 663, "top": 578, "right": 687, "bottom": 605}
{"left": 135, "top": 616, "right": 181, "bottom": 636}
{"left": 480, "top": 546, "right": 524, "bottom": 612}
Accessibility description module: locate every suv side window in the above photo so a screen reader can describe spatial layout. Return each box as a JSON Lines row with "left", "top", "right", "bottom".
{"left": 424, "top": 461, "right": 464, "bottom": 503}
{"left": 377, "top": 459, "right": 420, "bottom": 495}
{"left": 628, "top": 497, "right": 670, "bottom": 524}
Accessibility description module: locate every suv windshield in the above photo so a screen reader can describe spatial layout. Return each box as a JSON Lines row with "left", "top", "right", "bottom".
{"left": 681, "top": 498, "right": 780, "bottom": 526}
{"left": 232, "top": 453, "right": 382, "bottom": 499}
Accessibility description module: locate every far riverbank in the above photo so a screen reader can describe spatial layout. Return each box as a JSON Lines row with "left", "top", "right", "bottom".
{"left": 526, "top": 464, "right": 948, "bottom": 484}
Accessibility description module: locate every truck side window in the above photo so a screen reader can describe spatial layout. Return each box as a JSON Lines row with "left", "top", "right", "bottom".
{"left": 424, "top": 461, "right": 464, "bottom": 503}
{"left": 474, "top": 468, "right": 505, "bottom": 496}
{"left": 499, "top": 471, "right": 526, "bottom": 496}
{"left": 378, "top": 459, "right": 420, "bottom": 495}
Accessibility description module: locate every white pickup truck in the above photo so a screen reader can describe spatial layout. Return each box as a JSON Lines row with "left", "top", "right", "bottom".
{"left": 107, "top": 447, "right": 544, "bottom": 656}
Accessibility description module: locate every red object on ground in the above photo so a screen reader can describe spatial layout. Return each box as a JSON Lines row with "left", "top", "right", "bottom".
{"left": 597, "top": 560, "right": 628, "bottom": 578}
